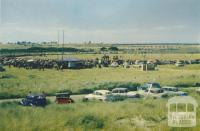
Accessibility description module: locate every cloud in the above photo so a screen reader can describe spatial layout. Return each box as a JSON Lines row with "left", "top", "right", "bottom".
{"left": 153, "top": 25, "right": 188, "bottom": 31}
{"left": 0, "top": 0, "right": 199, "bottom": 43}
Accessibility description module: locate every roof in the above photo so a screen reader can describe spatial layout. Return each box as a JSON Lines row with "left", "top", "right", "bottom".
{"left": 162, "top": 86, "right": 177, "bottom": 89}
{"left": 112, "top": 88, "right": 128, "bottom": 91}
{"left": 27, "top": 59, "right": 34, "bottom": 62}
{"left": 62, "top": 58, "right": 82, "bottom": 62}
{"left": 166, "top": 96, "right": 198, "bottom": 107}
{"left": 94, "top": 90, "right": 110, "bottom": 93}
{"left": 27, "top": 94, "right": 45, "bottom": 98}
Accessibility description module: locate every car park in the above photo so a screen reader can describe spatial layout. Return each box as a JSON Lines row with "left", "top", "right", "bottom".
{"left": 83, "top": 90, "right": 111, "bottom": 101}
{"left": 55, "top": 93, "right": 74, "bottom": 104}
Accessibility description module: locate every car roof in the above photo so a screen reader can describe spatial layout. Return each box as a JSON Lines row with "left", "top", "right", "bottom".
{"left": 112, "top": 88, "right": 128, "bottom": 91}
{"left": 94, "top": 90, "right": 110, "bottom": 93}
{"left": 162, "top": 86, "right": 177, "bottom": 89}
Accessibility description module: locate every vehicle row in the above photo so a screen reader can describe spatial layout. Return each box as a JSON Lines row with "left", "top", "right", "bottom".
{"left": 19, "top": 82, "right": 189, "bottom": 107}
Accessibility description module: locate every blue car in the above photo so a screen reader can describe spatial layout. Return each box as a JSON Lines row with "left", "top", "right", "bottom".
{"left": 20, "top": 94, "right": 47, "bottom": 107}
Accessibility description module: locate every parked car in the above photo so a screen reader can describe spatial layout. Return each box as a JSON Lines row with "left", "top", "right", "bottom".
{"left": 137, "top": 83, "right": 164, "bottom": 98}
{"left": 0, "top": 64, "right": 5, "bottom": 72}
{"left": 55, "top": 93, "right": 74, "bottom": 104}
{"left": 175, "top": 61, "right": 184, "bottom": 67}
{"left": 138, "top": 83, "right": 163, "bottom": 93}
{"left": 105, "top": 95, "right": 126, "bottom": 102}
{"left": 111, "top": 88, "right": 140, "bottom": 98}
{"left": 161, "top": 86, "right": 188, "bottom": 97}
{"left": 83, "top": 90, "right": 111, "bottom": 101}
{"left": 20, "top": 94, "right": 47, "bottom": 107}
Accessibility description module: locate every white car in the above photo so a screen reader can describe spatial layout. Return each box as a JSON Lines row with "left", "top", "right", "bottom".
{"left": 162, "top": 86, "right": 187, "bottom": 97}
{"left": 84, "top": 90, "right": 111, "bottom": 101}
{"left": 111, "top": 88, "right": 139, "bottom": 98}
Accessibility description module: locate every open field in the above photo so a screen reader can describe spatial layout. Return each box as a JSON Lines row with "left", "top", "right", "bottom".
{"left": 0, "top": 44, "right": 200, "bottom": 130}
{"left": 1, "top": 89, "right": 200, "bottom": 131}
{"left": 0, "top": 64, "right": 200, "bottom": 99}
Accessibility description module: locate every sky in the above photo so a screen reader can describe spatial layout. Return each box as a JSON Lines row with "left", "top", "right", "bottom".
{"left": 0, "top": 0, "right": 200, "bottom": 43}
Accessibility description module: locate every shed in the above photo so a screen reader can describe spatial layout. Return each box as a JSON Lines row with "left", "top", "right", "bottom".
{"left": 141, "top": 63, "right": 156, "bottom": 71}
{"left": 62, "top": 58, "right": 84, "bottom": 69}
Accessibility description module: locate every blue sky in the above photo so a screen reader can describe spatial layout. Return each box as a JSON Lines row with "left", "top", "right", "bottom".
{"left": 0, "top": 0, "right": 200, "bottom": 43}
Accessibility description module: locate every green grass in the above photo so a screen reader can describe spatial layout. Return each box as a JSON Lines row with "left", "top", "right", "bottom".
{"left": 0, "top": 44, "right": 200, "bottom": 130}
{"left": 0, "top": 64, "right": 199, "bottom": 99}
{"left": 1, "top": 90, "right": 200, "bottom": 131}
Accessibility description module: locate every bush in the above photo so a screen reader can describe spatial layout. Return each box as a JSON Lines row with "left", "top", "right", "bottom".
{"left": 80, "top": 115, "right": 104, "bottom": 129}
{"left": 0, "top": 74, "right": 17, "bottom": 79}
{"left": 0, "top": 93, "right": 23, "bottom": 99}
{"left": 79, "top": 89, "right": 94, "bottom": 94}
{"left": 78, "top": 82, "right": 140, "bottom": 94}
{"left": 108, "top": 46, "right": 119, "bottom": 51}
{"left": 94, "top": 82, "right": 140, "bottom": 91}
{"left": 175, "top": 83, "right": 194, "bottom": 88}
{"left": 100, "top": 47, "right": 107, "bottom": 51}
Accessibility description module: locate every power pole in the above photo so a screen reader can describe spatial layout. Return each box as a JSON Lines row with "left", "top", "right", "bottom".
{"left": 57, "top": 30, "right": 60, "bottom": 59}
{"left": 62, "top": 30, "right": 64, "bottom": 61}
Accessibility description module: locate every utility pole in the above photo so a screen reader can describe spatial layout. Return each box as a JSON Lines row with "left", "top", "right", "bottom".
{"left": 57, "top": 30, "right": 60, "bottom": 59}
{"left": 62, "top": 30, "right": 64, "bottom": 61}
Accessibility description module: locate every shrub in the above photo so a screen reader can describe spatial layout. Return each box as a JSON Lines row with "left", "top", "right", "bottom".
{"left": 80, "top": 115, "right": 104, "bottom": 129}
{"left": 78, "top": 82, "right": 140, "bottom": 94}
{"left": 94, "top": 82, "right": 140, "bottom": 91}
{"left": 79, "top": 89, "right": 94, "bottom": 94}
{"left": 100, "top": 47, "right": 107, "bottom": 51}
{"left": 175, "top": 83, "right": 193, "bottom": 88}
{"left": 108, "top": 46, "right": 119, "bottom": 51}
{"left": 0, "top": 74, "right": 17, "bottom": 79}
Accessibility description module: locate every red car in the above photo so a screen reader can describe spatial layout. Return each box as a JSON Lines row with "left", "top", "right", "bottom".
{"left": 55, "top": 93, "right": 74, "bottom": 104}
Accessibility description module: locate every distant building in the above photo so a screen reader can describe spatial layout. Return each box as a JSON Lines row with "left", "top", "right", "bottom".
{"left": 141, "top": 63, "right": 156, "bottom": 71}
{"left": 62, "top": 58, "right": 84, "bottom": 69}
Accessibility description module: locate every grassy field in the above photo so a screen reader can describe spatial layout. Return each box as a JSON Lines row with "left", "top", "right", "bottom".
{"left": 0, "top": 44, "right": 200, "bottom": 130}
{"left": 0, "top": 64, "right": 200, "bottom": 99}
{"left": 1, "top": 90, "right": 200, "bottom": 131}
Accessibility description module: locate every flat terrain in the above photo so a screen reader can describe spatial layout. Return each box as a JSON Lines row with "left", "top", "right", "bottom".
{"left": 1, "top": 89, "right": 200, "bottom": 131}
{"left": 0, "top": 43, "right": 200, "bottom": 131}
{"left": 0, "top": 64, "right": 200, "bottom": 99}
